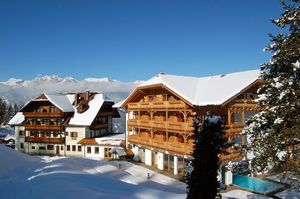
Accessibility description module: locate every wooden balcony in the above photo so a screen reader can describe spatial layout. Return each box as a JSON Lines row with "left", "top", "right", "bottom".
{"left": 128, "top": 100, "right": 186, "bottom": 110}
{"left": 128, "top": 119, "right": 194, "bottom": 132}
{"left": 129, "top": 135, "right": 245, "bottom": 162}
{"left": 224, "top": 122, "right": 244, "bottom": 134}
{"left": 128, "top": 135, "right": 194, "bottom": 156}
{"left": 25, "top": 124, "right": 62, "bottom": 130}
{"left": 25, "top": 137, "right": 65, "bottom": 144}
{"left": 24, "top": 112, "right": 62, "bottom": 118}
{"left": 90, "top": 123, "right": 108, "bottom": 130}
{"left": 220, "top": 147, "right": 245, "bottom": 163}
{"left": 230, "top": 99, "right": 259, "bottom": 109}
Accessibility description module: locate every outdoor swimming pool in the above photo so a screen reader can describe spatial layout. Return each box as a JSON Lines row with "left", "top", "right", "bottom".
{"left": 233, "top": 174, "right": 284, "bottom": 194}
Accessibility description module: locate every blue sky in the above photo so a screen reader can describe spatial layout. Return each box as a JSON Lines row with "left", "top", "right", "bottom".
{"left": 0, "top": 0, "right": 285, "bottom": 82}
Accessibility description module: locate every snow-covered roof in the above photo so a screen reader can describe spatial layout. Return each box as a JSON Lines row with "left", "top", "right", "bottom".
{"left": 8, "top": 112, "right": 25, "bottom": 125}
{"left": 95, "top": 138, "right": 123, "bottom": 146}
{"left": 44, "top": 93, "right": 74, "bottom": 112}
{"left": 20, "top": 93, "right": 74, "bottom": 113}
{"left": 110, "top": 147, "right": 127, "bottom": 156}
{"left": 137, "top": 70, "right": 262, "bottom": 106}
{"left": 67, "top": 93, "right": 105, "bottom": 126}
{"left": 113, "top": 99, "right": 125, "bottom": 108}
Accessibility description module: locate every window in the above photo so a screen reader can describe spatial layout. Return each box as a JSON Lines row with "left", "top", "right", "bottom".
{"left": 39, "top": 146, "right": 46, "bottom": 150}
{"left": 95, "top": 147, "right": 99, "bottom": 154}
{"left": 50, "top": 107, "right": 56, "bottom": 113}
{"left": 19, "top": 131, "right": 24, "bottom": 136}
{"left": 67, "top": 145, "right": 70, "bottom": 151}
{"left": 20, "top": 143, "right": 24, "bottom": 149}
{"left": 78, "top": 145, "right": 82, "bottom": 152}
{"left": 32, "top": 146, "right": 35, "bottom": 150}
{"left": 104, "top": 147, "right": 112, "bottom": 158}
{"left": 61, "top": 146, "right": 64, "bottom": 150}
{"left": 47, "top": 145, "right": 54, "bottom": 150}
{"left": 71, "top": 132, "right": 78, "bottom": 138}
{"left": 53, "top": 132, "right": 58, "bottom": 137}
{"left": 72, "top": 145, "right": 76, "bottom": 151}
{"left": 65, "top": 132, "right": 69, "bottom": 136}
{"left": 30, "top": 131, "right": 35, "bottom": 137}
{"left": 87, "top": 147, "right": 91, "bottom": 154}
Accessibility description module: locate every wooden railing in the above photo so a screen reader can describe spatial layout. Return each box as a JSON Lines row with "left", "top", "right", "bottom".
{"left": 220, "top": 147, "right": 245, "bottom": 163}
{"left": 224, "top": 122, "right": 244, "bottom": 134}
{"left": 24, "top": 112, "right": 62, "bottom": 117}
{"left": 230, "top": 99, "right": 259, "bottom": 108}
{"left": 25, "top": 124, "right": 62, "bottom": 130}
{"left": 98, "top": 111, "right": 113, "bottom": 116}
{"left": 128, "top": 100, "right": 186, "bottom": 109}
{"left": 25, "top": 137, "right": 65, "bottom": 143}
{"left": 128, "top": 135, "right": 194, "bottom": 156}
{"left": 90, "top": 123, "right": 108, "bottom": 129}
{"left": 129, "top": 135, "right": 245, "bottom": 162}
{"left": 128, "top": 119, "right": 194, "bottom": 131}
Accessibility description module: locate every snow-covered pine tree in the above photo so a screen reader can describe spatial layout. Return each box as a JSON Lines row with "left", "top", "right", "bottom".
{"left": 246, "top": 0, "right": 299, "bottom": 183}
{"left": 186, "top": 114, "right": 229, "bottom": 199}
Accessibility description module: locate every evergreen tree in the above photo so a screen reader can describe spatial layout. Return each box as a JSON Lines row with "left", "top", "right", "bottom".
{"left": 4, "top": 105, "right": 13, "bottom": 124}
{"left": 0, "top": 98, "right": 7, "bottom": 125}
{"left": 246, "top": 0, "right": 300, "bottom": 183}
{"left": 186, "top": 114, "right": 229, "bottom": 199}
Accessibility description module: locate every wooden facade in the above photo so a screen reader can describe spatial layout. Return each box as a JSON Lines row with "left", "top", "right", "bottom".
{"left": 22, "top": 100, "right": 69, "bottom": 146}
{"left": 15, "top": 92, "right": 122, "bottom": 158}
{"left": 123, "top": 80, "right": 263, "bottom": 167}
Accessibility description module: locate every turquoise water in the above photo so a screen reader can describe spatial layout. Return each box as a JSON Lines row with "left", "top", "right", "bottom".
{"left": 233, "top": 174, "right": 284, "bottom": 194}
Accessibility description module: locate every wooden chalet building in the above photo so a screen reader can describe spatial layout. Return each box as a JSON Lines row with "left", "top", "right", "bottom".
{"left": 8, "top": 91, "right": 128, "bottom": 159}
{"left": 120, "top": 70, "right": 263, "bottom": 184}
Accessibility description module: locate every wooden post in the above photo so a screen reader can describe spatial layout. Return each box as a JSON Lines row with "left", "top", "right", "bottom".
{"left": 242, "top": 108, "right": 245, "bottom": 125}
{"left": 227, "top": 109, "right": 231, "bottom": 125}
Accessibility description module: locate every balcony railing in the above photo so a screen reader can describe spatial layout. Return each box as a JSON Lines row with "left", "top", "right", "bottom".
{"left": 128, "top": 119, "right": 194, "bottom": 131}
{"left": 24, "top": 112, "right": 62, "bottom": 117}
{"left": 129, "top": 135, "right": 245, "bottom": 162}
{"left": 230, "top": 98, "right": 259, "bottom": 108}
{"left": 128, "top": 135, "right": 194, "bottom": 156}
{"left": 224, "top": 122, "right": 244, "bottom": 134}
{"left": 25, "top": 124, "right": 62, "bottom": 130}
{"left": 219, "top": 147, "right": 245, "bottom": 163}
{"left": 90, "top": 123, "right": 109, "bottom": 130}
{"left": 25, "top": 137, "right": 65, "bottom": 144}
{"left": 128, "top": 100, "right": 186, "bottom": 109}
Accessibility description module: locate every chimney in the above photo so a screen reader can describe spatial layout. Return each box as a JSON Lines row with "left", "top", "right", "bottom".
{"left": 74, "top": 93, "right": 78, "bottom": 106}
{"left": 85, "top": 90, "right": 90, "bottom": 100}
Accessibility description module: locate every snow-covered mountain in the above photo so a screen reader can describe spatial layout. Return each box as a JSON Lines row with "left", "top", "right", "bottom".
{"left": 0, "top": 75, "right": 143, "bottom": 106}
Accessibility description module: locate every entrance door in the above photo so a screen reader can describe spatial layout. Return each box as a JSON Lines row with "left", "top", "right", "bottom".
{"left": 151, "top": 151, "right": 158, "bottom": 168}
{"left": 56, "top": 146, "right": 60, "bottom": 155}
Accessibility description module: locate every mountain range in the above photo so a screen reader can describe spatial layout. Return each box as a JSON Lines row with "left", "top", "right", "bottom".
{"left": 0, "top": 75, "right": 143, "bottom": 106}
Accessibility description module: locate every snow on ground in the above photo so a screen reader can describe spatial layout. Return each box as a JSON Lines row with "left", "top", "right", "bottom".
{"left": 0, "top": 145, "right": 293, "bottom": 199}
{"left": 267, "top": 174, "right": 300, "bottom": 199}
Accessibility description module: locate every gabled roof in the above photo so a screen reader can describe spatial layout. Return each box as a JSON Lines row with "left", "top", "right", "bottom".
{"left": 44, "top": 93, "right": 74, "bottom": 112}
{"left": 122, "top": 70, "right": 262, "bottom": 107}
{"left": 67, "top": 93, "right": 105, "bottom": 126}
{"left": 15, "top": 92, "right": 113, "bottom": 127}
{"left": 20, "top": 93, "right": 74, "bottom": 113}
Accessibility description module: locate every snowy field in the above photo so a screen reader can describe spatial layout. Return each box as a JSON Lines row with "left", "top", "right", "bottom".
{"left": 0, "top": 145, "right": 298, "bottom": 199}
